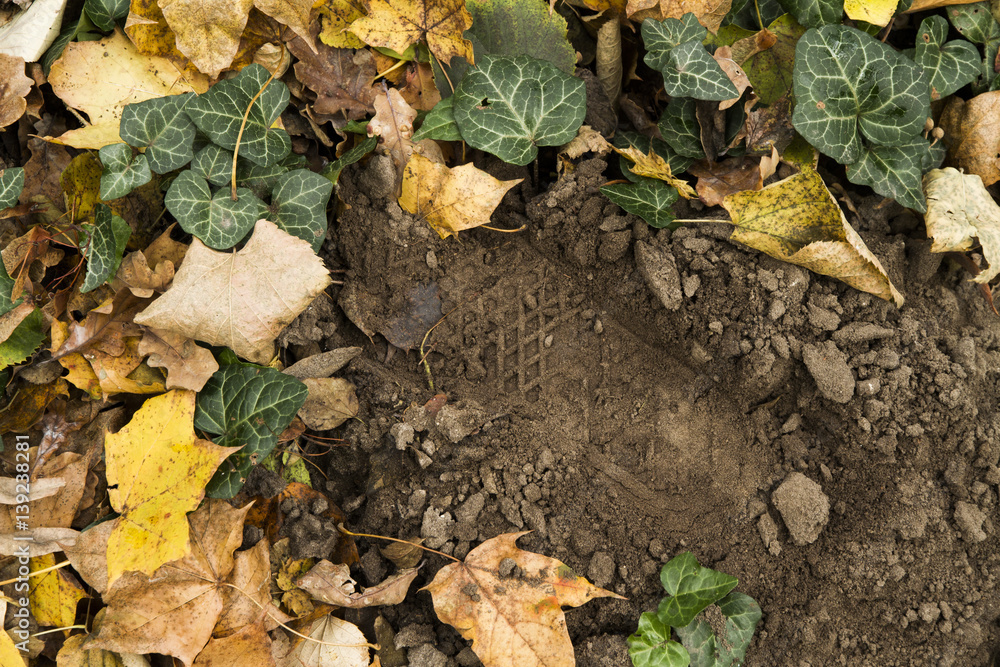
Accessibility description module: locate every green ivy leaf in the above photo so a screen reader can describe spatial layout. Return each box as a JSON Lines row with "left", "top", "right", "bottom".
{"left": 601, "top": 179, "right": 680, "bottom": 229}
{"left": 321, "top": 135, "right": 378, "bottom": 186}
{"left": 269, "top": 170, "right": 334, "bottom": 251}
{"left": 236, "top": 161, "right": 288, "bottom": 199}
{"left": 658, "top": 98, "right": 705, "bottom": 159}
{"left": 453, "top": 54, "right": 586, "bottom": 165}
{"left": 194, "top": 361, "right": 308, "bottom": 498}
{"left": 915, "top": 16, "right": 980, "bottom": 101}
{"left": 191, "top": 144, "right": 235, "bottom": 187}
{"left": 742, "top": 14, "right": 806, "bottom": 105}
{"left": 948, "top": 2, "right": 1000, "bottom": 44}
{"left": 777, "top": 0, "right": 841, "bottom": 28}
{"left": 675, "top": 592, "right": 762, "bottom": 667}
{"left": 120, "top": 94, "right": 196, "bottom": 174}
{"left": 84, "top": 0, "right": 129, "bottom": 32}
{"left": 412, "top": 96, "right": 462, "bottom": 142}
{"left": 845, "top": 137, "right": 943, "bottom": 213}
{"left": 725, "top": 0, "right": 785, "bottom": 30}
{"left": 466, "top": 0, "right": 576, "bottom": 73}
{"left": 642, "top": 15, "right": 739, "bottom": 101}
{"left": 656, "top": 552, "right": 739, "bottom": 628}
{"left": 81, "top": 204, "right": 131, "bottom": 293}
{"left": 187, "top": 64, "right": 291, "bottom": 168}
{"left": 0, "top": 260, "right": 21, "bottom": 317}
{"left": 0, "top": 309, "right": 44, "bottom": 370}
{"left": 0, "top": 167, "right": 24, "bottom": 209}
{"left": 627, "top": 612, "right": 690, "bottom": 667}
{"left": 165, "top": 171, "right": 263, "bottom": 250}
{"left": 792, "top": 25, "right": 929, "bottom": 164}
{"left": 98, "top": 143, "right": 152, "bottom": 200}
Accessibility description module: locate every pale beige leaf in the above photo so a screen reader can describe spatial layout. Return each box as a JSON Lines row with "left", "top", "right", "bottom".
{"left": 158, "top": 0, "right": 254, "bottom": 77}
{"left": 297, "top": 560, "right": 418, "bottom": 608}
{"left": 295, "top": 614, "right": 369, "bottom": 667}
{"left": 134, "top": 220, "right": 332, "bottom": 364}
{"left": 138, "top": 328, "right": 219, "bottom": 392}
{"left": 0, "top": 527, "right": 78, "bottom": 557}
{"left": 0, "top": 53, "right": 31, "bottom": 128}
{"left": 625, "top": 0, "right": 731, "bottom": 32}
{"left": 559, "top": 125, "right": 613, "bottom": 160}
{"left": 254, "top": 0, "right": 316, "bottom": 51}
{"left": 923, "top": 167, "right": 1000, "bottom": 283}
{"left": 0, "top": 0, "right": 66, "bottom": 62}
{"left": 298, "top": 378, "right": 358, "bottom": 430}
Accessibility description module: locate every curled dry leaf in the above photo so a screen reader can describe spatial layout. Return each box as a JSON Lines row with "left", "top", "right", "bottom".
{"left": 288, "top": 36, "right": 378, "bottom": 121}
{"left": 134, "top": 220, "right": 332, "bottom": 365}
{"left": 559, "top": 125, "right": 614, "bottom": 161}
{"left": 380, "top": 536, "right": 424, "bottom": 568}
{"left": 399, "top": 153, "right": 522, "bottom": 239}
{"left": 625, "top": 0, "right": 731, "bottom": 32}
{"left": 938, "top": 91, "right": 1000, "bottom": 187}
{"left": 113, "top": 251, "right": 174, "bottom": 298}
{"left": 138, "top": 328, "right": 219, "bottom": 392}
{"left": 722, "top": 166, "right": 904, "bottom": 306}
{"left": 297, "top": 559, "right": 419, "bottom": 608}
{"left": 687, "top": 155, "right": 765, "bottom": 207}
{"left": 612, "top": 145, "right": 697, "bottom": 199}
{"left": 923, "top": 167, "right": 1000, "bottom": 284}
{"left": 423, "top": 531, "right": 625, "bottom": 667}
{"left": 0, "top": 0, "right": 66, "bottom": 62}
{"left": 712, "top": 46, "right": 751, "bottom": 111}
{"left": 298, "top": 377, "right": 359, "bottom": 430}
{"left": 0, "top": 54, "right": 31, "bottom": 129}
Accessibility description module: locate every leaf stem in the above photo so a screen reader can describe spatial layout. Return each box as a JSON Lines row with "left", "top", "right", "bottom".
{"left": 0, "top": 559, "right": 71, "bottom": 586}
{"left": 231, "top": 52, "right": 284, "bottom": 200}
{"left": 337, "top": 524, "right": 461, "bottom": 563}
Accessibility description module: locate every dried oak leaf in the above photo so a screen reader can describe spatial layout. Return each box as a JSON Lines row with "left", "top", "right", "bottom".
{"left": 288, "top": 36, "right": 378, "bottom": 120}
{"left": 423, "top": 531, "right": 624, "bottom": 667}
{"left": 939, "top": 91, "right": 1000, "bottom": 187}
{"left": 134, "top": 220, "right": 332, "bottom": 365}
{"left": 349, "top": 0, "right": 474, "bottom": 65}
{"left": 0, "top": 54, "right": 32, "bottom": 129}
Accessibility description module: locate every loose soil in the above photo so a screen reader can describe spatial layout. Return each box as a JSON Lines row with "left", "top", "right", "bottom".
{"left": 279, "top": 153, "right": 1000, "bottom": 667}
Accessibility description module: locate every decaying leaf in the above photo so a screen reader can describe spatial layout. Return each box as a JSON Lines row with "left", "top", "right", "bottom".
{"left": 288, "top": 36, "right": 378, "bottom": 121}
{"left": 625, "top": 0, "right": 732, "bottom": 32}
{"left": 318, "top": 0, "right": 366, "bottom": 48}
{"left": 923, "top": 167, "right": 1000, "bottom": 284}
{"left": 721, "top": 166, "right": 904, "bottom": 306}
{"left": 423, "top": 531, "right": 624, "bottom": 667}
{"left": 0, "top": 54, "right": 32, "bottom": 128}
{"left": 399, "top": 153, "right": 522, "bottom": 239}
{"left": 46, "top": 31, "right": 207, "bottom": 149}
{"left": 29, "top": 552, "right": 88, "bottom": 629}
{"left": 613, "top": 145, "right": 697, "bottom": 199}
{"left": 156, "top": 0, "right": 254, "bottom": 77}
{"left": 297, "top": 559, "right": 418, "bottom": 608}
{"left": 102, "top": 390, "right": 232, "bottom": 587}
{"left": 938, "top": 90, "right": 1000, "bottom": 187}
{"left": 134, "top": 220, "right": 332, "bottom": 365}
{"left": 349, "top": 0, "right": 474, "bottom": 65}
{"left": 138, "top": 328, "right": 219, "bottom": 392}
{"left": 367, "top": 87, "right": 444, "bottom": 186}
{"left": 559, "top": 125, "right": 614, "bottom": 160}
{"left": 298, "top": 377, "right": 359, "bottom": 430}
{"left": 687, "top": 156, "right": 765, "bottom": 207}
{"left": 288, "top": 614, "right": 370, "bottom": 667}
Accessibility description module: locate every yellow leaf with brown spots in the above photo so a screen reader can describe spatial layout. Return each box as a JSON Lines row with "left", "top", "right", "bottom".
{"left": 29, "top": 553, "right": 88, "bottom": 628}
{"left": 51, "top": 320, "right": 102, "bottom": 400}
{"left": 349, "top": 0, "right": 473, "bottom": 65}
{"left": 613, "top": 145, "right": 697, "bottom": 199}
{"left": 319, "top": 0, "right": 366, "bottom": 48}
{"left": 103, "top": 389, "right": 232, "bottom": 588}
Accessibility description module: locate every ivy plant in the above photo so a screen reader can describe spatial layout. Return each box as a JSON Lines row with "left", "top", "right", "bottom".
{"left": 98, "top": 64, "right": 337, "bottom": 252}
{"left": 629, "top": 553, "right": 761, "bottom": 667}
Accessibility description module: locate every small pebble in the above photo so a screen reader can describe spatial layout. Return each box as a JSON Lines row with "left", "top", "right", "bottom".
{"left": 594, "top": 319, "right": 604, "bottom": 334}
{"left": 544, "top": 334, "right": 554, "bottom": 348}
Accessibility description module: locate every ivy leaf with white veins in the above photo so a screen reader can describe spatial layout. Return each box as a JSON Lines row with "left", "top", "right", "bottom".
{"left": 412, "top": 96, "right": 462, "bottom": 142}
{"left": 792, "top": 25, "right": 929, "bottom": 165}
{"left": 194, "top": 359, "right": 307, "bottom": 497}
{"left": 777, "top": 0, "right": 841, "bottom": 28}
{"left": 923, "top": 167, "right": 1000, "bottom": 284}
{"left": 186, "top": 64, "right": 291, "bottom": 168}
{"left": 84, "top": 0, "right": 129, "bottom": 32}
{"left": 237, "top": 161, "right": 289, "bottom": 199}
{"left": 642, "top": 14, "right": 739, "bottom": 101}
{"left": 81, "top": 204, "right": 131, "bottom": 293}
{"left": 119, "top": 94, "right": 196, "bottom": 174}
{"left": 453, "top": 54, "right": 585, "bottom": 166}
{"left": 190, "top": 144, "right": 235, "bottom": 187}
{"left": 675, "top": 591, "right": 761, "bottom": 667}
{"left": 0, "top": 167, "right": 24, "bottom": 209}
{"left": 845, "top": 137, "right": 944, "bottom": 213}
{"left": 657, "top": 98, "right": 704, "bottom": 160}
{"left": 628, "top": 612, "right": 689, "bottom": 667}
{"left": 98, "top": 143, "right": 152, "bottom": 200}
{"left": 914, "top": 16, "right": 980, "bottom": 101}
{"left": 601, "top": 179, "right": 680, "bottom": 230}
{"left": 656, "top": 552, "right": 738, "bottom": 628}
{"left": 268, "top": 170, "right": 334, "bottom": 251}
{"left": 165, "top": 171, "right": 263, "bottom": 250}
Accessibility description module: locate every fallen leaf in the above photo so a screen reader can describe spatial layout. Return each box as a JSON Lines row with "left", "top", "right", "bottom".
{"left": 399, "top": 153, "right": 522, "bottom": 239}
{"left": 559, "top": 125, "right": 614, "bottom": 160}
{"left": 0, "top": 600, "right": 27, "bottom": 666}
{"left": 625, "top": 0, "right": 731, "bottom": 32}
{"left": 47, "top": 31, "right": 208, "bottom": 149}
{"left": 134, "top": 220, "right": 332, "bottom": 365}
{"left": 687, "top": 156, "right": 764, "bottom": 207}
{"left": 423, "top": 531, "right": 624, "bottom": 667}
{"left": 844, "top": 0, "right": 896, "bottom": 27}
{"left": 712, "top": 45, "right": 751, "bottom": 111}
{"left": 381, "top": 282, "right": 442, "bottom": 350}
{"left": 0, "top": 527, "right": 80, "bottom": 557}
{"left": 297, "top": 560, "right": 418, "bottom": 608}
{"left": 367, "top": 87, "right": 434, "bottom": 188}
{"left": 298, "top": 377, "right": 359, "bottom": 430}
{"left": 55, "top": 634, "right": 132, "bottom": 666}
{"left": 156, "top": 0, "right": 254, "bottom": 77}
{"left": 138, "top": 328, "right": 219, "bottom": 391}
{"left": 253, "top": 0, "right": 316, "bottom": 52}
{"left": 349, "top": 0, "right": 473, "bottom": 65}
{"left": 124, "top": 0, "right": 208, "bottom": 81}
{"left": 288, "top": 36, "right": 378, "bottom": 121}
{"left": 29, "top": 552, "right": 88, "bottom": 628}
{"left": 103, "top": 389, "right": 232, "bottom": 587}
{"left": 292, "top": 614, "right": 370, "bottom": 667}
{"left": 379, "top": 537, "right": 424, "bottom": 568}
{"left": 721, "top": 166, "right": 904, "bottom": 306}
{"left": 282, "top": 346, "right": 362, "bottom": 379}
{"left": 0, "top": 0, "right": 66, "bottom": 62}
{"left": 193, "top": 619, "right": 275, "bottom": 667}
{"left": 739, "top": 16, "right": 804, "bottom": 106}
{"left": 938, "top": 90, "right": 1000, "bottom": 186}
{"left": 113, "top": 250, "right": 174, "bottom": 298}
{"left": 612, "top": 145, "right": 697, "bottom": 199}
{"left": 923, "top": 167, "right": 1000, "bottom": 283}
{"left": 0, "top": 54, "right": 31, "bottom": 128}
{"left": 399, "top": 61, "right": 441, "bottom": 111}
{"left": 318, "top": 0, "right": 366, "bottom": 48}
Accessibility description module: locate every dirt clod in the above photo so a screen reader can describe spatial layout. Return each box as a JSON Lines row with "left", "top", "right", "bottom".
{"left": 771, "top": 472, "right": 830, "bottom": 546}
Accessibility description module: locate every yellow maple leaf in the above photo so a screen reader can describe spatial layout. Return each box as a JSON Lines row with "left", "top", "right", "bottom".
{"left": 399, "top": 153, "right": 522, "bottom": 239}
{"left": 104, "top": 390, "right": 232, "bottom": 587}
{"left": 349, "top": 0, "right": 473, "bottom": 65}
{"left": 722, "top": 166, "right": 904, "bottom": 306}
{"left": 29, "top": 553, "right": 88, "bottom": 629}
{"left": 844, "top": 0, "right": 896, "bottom": 27}
{"left": 613, "top": 145, "right": 698, "bottom": 199}
{"left": 319, "top": 0, "right": 366, "bottom": 48}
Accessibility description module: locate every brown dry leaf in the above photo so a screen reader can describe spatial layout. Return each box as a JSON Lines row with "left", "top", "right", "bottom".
{"left": 559, "top": 125, "right": 614, "bottom": 161}
{"left": 712, "top": 45, "right": 751, "bottom": 111}
{"left": 113, "top": 250, "right": 174, "bottom": 298}
{"left": 288, "top": 36, "right": 378, "bottom": 121}
{"left": 380, "top": 537, "right": 424, "bottom": 568}
{"left": 22, "top": 131, "right": 73, "bottom": 210}
{"left": 423, "top": 532, "right": 624, "bottom": 667}
{"left": 143, "top": 223, "right": 189, "bottom": 271}
{"left": 687, "top": 156, "right": 764, "bottom": 207}
{"left": 253, "top": 0, "right": 316, "bottom": 51}
{"left": 0, "top": 54, "right": 31, "bottom": 128}
{"left": 50, "top": 320, "right": 102, "bottom": 400}
{"left": 349, "top": 0, "right": 473, "bottom": 65}
{"left": 367, "top": 87, "right": 419, "bottom": 184}
{"left": 86, "top": 335, "right": 167, "bottom": 396}
{"left": 297, "top": 560, "right": 418, "bottom": 608}
{"left": 398, "top": 61, "right": 440, "bottom": 111}
{"left": 625, "top": 0, "right": 731, "bottom": 32}
{"left": 156, "top": 0, "right": 254, "bottom": 77}
{"left": 721, "top": 166, "right": 904, "bottom": 305}
{"left": 745, "top": 96, "right": 795, "bottom": 155}
{"left": 319, "top": 0, "right": 367, "bottom": 48}
{"left": 86, "top": 501, "right": 267, "bottom": 666}
{"left": 904, "top": 0, "right": 979, "bottom": 11}
{"left": 134, "top": 220, "right": 332, "bottom": 365}
{"left": 938, "top": 91, "right": 1000, "bottom": 187}
{"left": 47, "top": 31, "right": 208, "bottom": 149}
{"left": 399, "top": 153, "right": 522, "bottom": 239}
{"left": 923, "top": 167, "right": 1000, "bottom": 283}
{"left": 194, "top": 619, "right": 275, "bottom": 667}
{"left": 0, "top": 378, "right": 68, "bottom": 433}
{"left": 298, "top": 377, "right": 359, "bottom": 430}
{"left": 612, "top": 145, "right": 697, "bottom": 199}
{"left": 0, "top": 528, "right": 79, "bottom": 557}
{"left": 138, "top": 328, "right": 219, "bottom": 392}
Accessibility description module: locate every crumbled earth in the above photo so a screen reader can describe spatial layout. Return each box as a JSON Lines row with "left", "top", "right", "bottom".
{"left": 280, "top": 155, "right": 1000, "bottom": 666}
